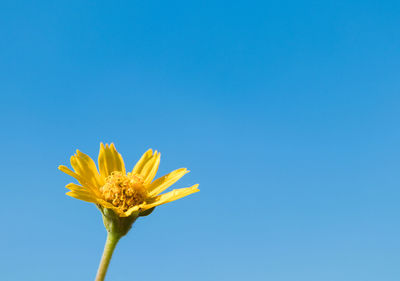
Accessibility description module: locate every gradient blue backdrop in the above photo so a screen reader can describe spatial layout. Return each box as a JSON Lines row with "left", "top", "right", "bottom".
{"left": 1, "top": 1, "right": 400, "bottom": 280}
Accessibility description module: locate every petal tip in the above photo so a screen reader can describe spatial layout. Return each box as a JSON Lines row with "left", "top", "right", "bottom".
{"left": 58, "top": 165, "right": 69, "bottom": 172}
{"left": 181, "top": 168, "right": 190, "bottom": 175}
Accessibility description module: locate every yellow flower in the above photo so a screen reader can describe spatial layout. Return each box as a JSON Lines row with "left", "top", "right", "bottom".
{"left": 59, "top": 143, "right": 199, "bottom": 218}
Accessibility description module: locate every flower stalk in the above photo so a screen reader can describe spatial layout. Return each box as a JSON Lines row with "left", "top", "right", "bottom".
{"left": 95, "top": 232, "right": 121, "bottom": 281}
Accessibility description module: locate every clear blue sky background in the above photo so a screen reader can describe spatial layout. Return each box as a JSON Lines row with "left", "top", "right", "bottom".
{"left": 1, "top": 1, "right": 399, "bottom": 280}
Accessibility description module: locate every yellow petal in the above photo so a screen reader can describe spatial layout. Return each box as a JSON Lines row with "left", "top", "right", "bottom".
{"left": 97, "top": 199, "right": 115, "bottom": 209}
{"left": 66, "top": 190, "right": 99, "bottom": 204}
{"left": 96, "top": 198, "right": 125, "bottom": 214}
{"left": 147, "top": 168, "right": 189, "bottom": 196}
{"left": 144, "top": 184, "right": 199, "bottom": 210}
{"left": 59, "top": 165, "right": 100, "bottom": 195}
{"left": 98, "top": 143, "right": 126, "bottom": 177}
{"left": 96, "top": 199, "right": 143, "bottom": 217}
{"left": 66, "top": 183, "right": 97, "bottom": 196}
{"left": 141, "top": 152, "right": 161, "bottom": 185}
{"left": 70, "top": 150, "right": 104, "bottom": 189}
{"left": 123, "top": 205, "right": 142, "bottom": 217}
{"left": 132, "top": 149, "right": 153, "bottom": 174}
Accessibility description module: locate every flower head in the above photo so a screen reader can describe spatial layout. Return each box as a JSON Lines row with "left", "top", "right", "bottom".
{"left": 59, "top": 143, "right": 199, "bottom": 218}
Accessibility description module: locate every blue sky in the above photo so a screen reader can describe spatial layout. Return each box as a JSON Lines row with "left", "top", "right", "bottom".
{"left": 1, "top": 1, "right": 400, "bottom": 280}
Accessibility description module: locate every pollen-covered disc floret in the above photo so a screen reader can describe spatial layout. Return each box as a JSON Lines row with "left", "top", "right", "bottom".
{"left": 100, "top": 171, "right": 148, "bottom": 212}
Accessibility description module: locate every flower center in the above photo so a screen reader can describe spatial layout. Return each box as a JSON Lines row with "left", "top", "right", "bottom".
{"left": 100, "top": 171, "right": 147, "bottom": 212}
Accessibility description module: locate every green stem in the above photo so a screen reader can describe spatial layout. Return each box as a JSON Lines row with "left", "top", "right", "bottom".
{"left": 95, "top": 233, "right": 121, "bottom": 281}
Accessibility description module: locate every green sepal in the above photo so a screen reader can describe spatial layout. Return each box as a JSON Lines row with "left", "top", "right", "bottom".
{"left": 100, "top": 208, "right": 138, "bottom": 238}
{"left": 139, "top": 207, "right": 155, "bottom": 217}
